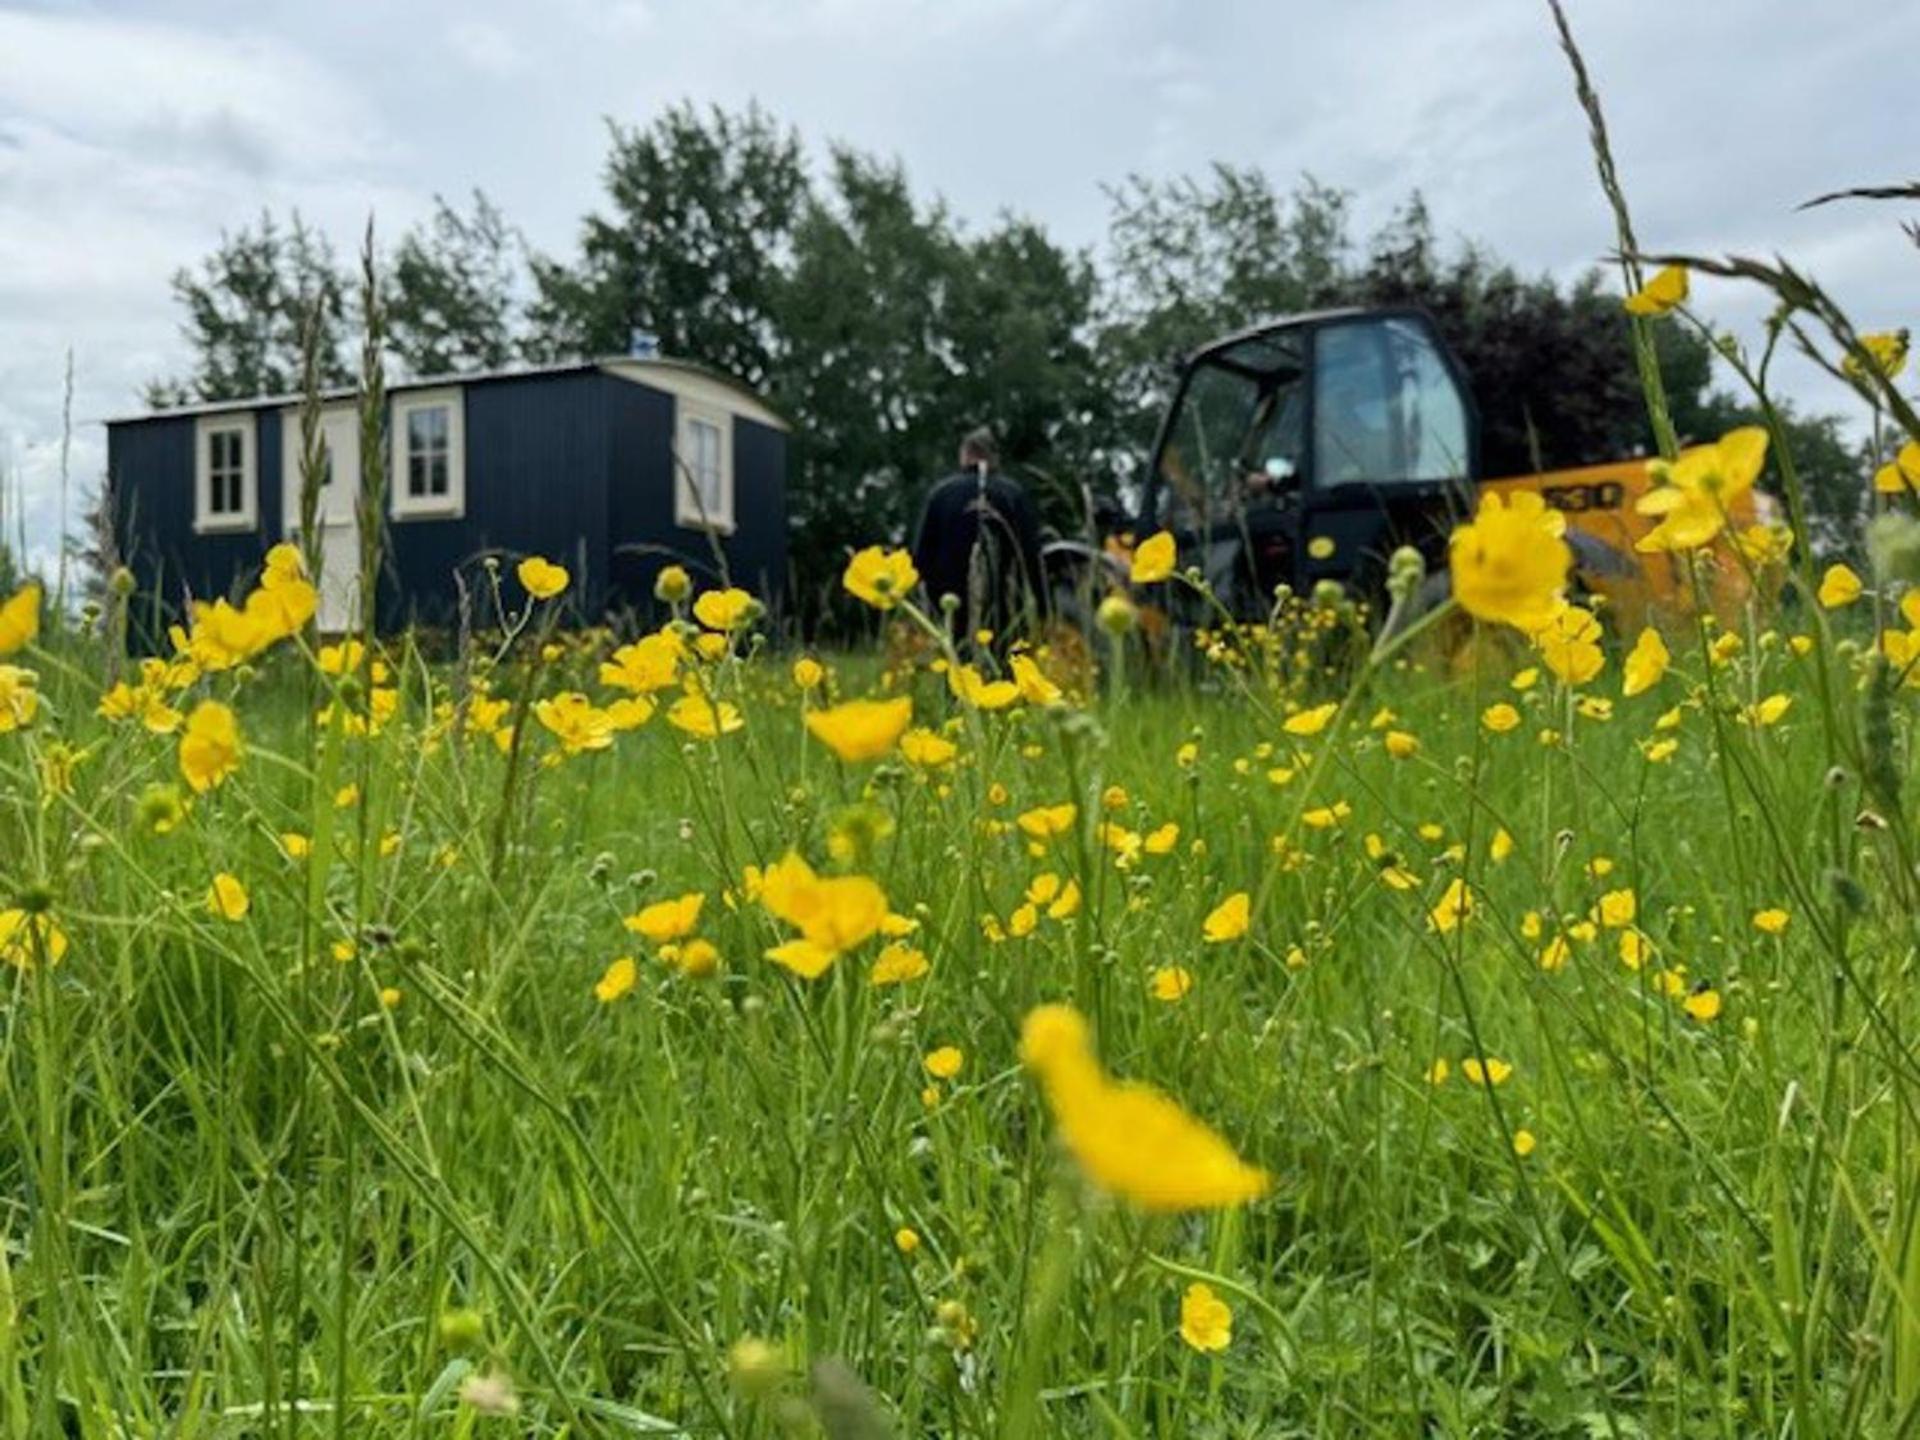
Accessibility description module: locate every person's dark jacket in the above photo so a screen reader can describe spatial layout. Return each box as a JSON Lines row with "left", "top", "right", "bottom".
{"left": 909, "top": 467, "right": 1049, "bottom": 638}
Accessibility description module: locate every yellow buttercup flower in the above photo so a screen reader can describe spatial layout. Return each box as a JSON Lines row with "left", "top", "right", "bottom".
{"left": 1019, "top": 1003, "right": 1269, "bottom": 1213}
{"left": 1178, "top": 1283, "right": 1233, "bottom": 1352}
{"left": 1635, "top": 427, "right": 1769, "bottom": 553}
{"left": 1816, "top": 563, "right": 1862, "bottom": 609}
{"left": 1384, "top": 729, "right": 1420, "bottom": 759}
{"left": 1532, "top": 603, "right": 1605, "bottom": 686}
{"left": 1683, "top": 987, "right": 1723, "bottom": 1023}
{"left": 179, "top": 700, "right": 242, "bottom": 793}
{"left": 1845, "top": 329, "right": 1908, "bottom": 382}
{"left": 759, "top": 852, "right": 888, "bottom": 980}
{"left": 1283, "top": 702, "right": 1338, "bottom": 737}
{"left": 1874, "top": 440, "right": 1920, "bottom": 496}
{"left": 692, "top": 587, "right": 756, "bottom": 632}
{"left": 0, "top": 665, "right": 40, "bottom": 732}
{"left": 1482, "top": 702, "right": 1521, "bottom": 734}
{"left": 1461, "top": 1055, "right": 1512, "bottom": 1087}
{"left": 1009, "top": 654, "right": 1064, "bottom": 707}
{"left": 1129, "top": 531, "right": 1178, "bottom": 584}
{"left": 842, "top": 546, "right": 919, "bottom": 610}
{"left": 923, "top": 1046, "right": 964, "bottom": 1080}
{"left": 805, "top": 696, "right": 912, "bottom": 762}
{"left": 207, "top": 873, "right": 250, "bottom": 922}
{"left": 533, "top": 692, "right": 616, "bottom": 755}
{"left": 1150, "top": 966, "right": 1194, "bottom": 1002}
{"left": 1596, "top": 888, "right": 1636, "bottom": 929}
{"left": 899, "top": 728, "right": 958, "bottom": 768}
{"left": 1448, "top": 491, "right": 1570, "bottom": 632}
{"left": 1622, "top": 626, "right": 1670, "bottom": 698}
{"left": 1016, "top": 803, "right": 1078, "bottom": 843}
{"left": 667, "top": 690, "right": 744, "bottom": 739}
{"left": 868, "top": 942, "right": 930, "bottom": 985}
{"left": 1752, "top": 907, "right": 1791, "bottom": 935}
{"left": 948, "top": 663, "right": 1019, "bottom": 710}
{"left": 0, "top": 583, "right": 43, "bottom": 655}
{"left": 625, "top": 892, "right": 705, "bottom": 943}
{"left": 1202, "top": 891, "right": 1251, "bottom": 943}
{"left": 516, "top": 555, "right": 569, "bottom": 600}
{"left": 601, "top": 632, "right": 682, "bottom": 694}
{"left": 0, "top": 909, "right": 68, "bottom": 970}
{"left": 594, "top": 956, "right": 638, "bottom": 1003}
{"left": 1428, "top": 877, "right": 1474, "bottom": 934}
{"left": 1623, "top": 263, "right": 1688, "bottom": 317}
{"left": 791, "top": 656, "right": 825, "bottom": 691}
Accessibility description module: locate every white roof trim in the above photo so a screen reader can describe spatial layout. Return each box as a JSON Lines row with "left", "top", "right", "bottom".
{"left": 103, "top": 354, "right": 788, "bottom": 431}
{"left": 599, "top": 357, "right": 789, "bottom": 432}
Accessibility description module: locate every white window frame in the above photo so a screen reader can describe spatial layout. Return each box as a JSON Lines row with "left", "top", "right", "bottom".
{"left": 674, "top": 400, "right": 734, "bottom": 533}
{"left": 390, "top": 388, "right": 466, "bottom": 520}
{"left": 193, "top": 414, "right": 258, "bottom": 534}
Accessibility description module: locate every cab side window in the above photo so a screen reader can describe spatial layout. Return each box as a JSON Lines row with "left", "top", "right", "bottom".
{"left": 1313, "top": 319, "right": 1469, "bottom": 487}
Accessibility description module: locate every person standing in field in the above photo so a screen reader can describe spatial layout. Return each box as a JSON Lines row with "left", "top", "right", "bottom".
{"left": 909, "top": 426, "right": 1048, "bottom": 647}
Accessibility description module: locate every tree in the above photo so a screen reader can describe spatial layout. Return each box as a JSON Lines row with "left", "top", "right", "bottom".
{"left": 146, "top": 210, "right": 351, "bottom": 406}
{"left": 525, "top": 103, "right": 808, "bottom": 384}
{"left": 388, "top": 191, "right": 521, "bottom": 376}
{"left": 772, "top": 151, "right": 1104, "bottom": 619}
{"left": 1097, "top": 169, "right": 1352, "bottom": 465}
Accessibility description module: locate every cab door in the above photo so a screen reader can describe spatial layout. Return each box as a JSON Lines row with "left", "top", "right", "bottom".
{"left": 1296, "top": 313, "right": 1477, "bottom": 599}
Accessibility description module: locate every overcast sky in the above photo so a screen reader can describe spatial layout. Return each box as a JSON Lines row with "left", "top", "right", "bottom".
{"left": 3, "top": 0, "right": 1916, "bottom": 571}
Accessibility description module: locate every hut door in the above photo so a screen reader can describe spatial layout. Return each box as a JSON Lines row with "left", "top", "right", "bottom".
{"left": 281, "top": 407, "right": 362, "bottom": 633}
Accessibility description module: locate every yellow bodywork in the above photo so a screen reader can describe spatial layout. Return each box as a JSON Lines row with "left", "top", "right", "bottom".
{"left": 1482, "top": 457, "right": 1770, "bottom": 631}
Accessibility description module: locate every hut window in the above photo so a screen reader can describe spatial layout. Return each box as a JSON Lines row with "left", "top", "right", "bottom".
{"left": 193, "top": 415, "right": 256, "bottom": 533}
{"left": 390, "top": 389, "right": 465, "bottom": 519}
{"left": 675, "top": 403, "right": 733, "bottom": 532}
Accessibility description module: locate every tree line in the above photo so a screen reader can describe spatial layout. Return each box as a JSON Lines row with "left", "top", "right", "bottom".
{"left": 148, "top": 102, "right": 1866, "bottom": 621}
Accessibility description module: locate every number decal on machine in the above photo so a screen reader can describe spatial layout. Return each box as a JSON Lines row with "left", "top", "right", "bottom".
{"left": 1539, "top": 481, "right": 1626, "bottom": 514}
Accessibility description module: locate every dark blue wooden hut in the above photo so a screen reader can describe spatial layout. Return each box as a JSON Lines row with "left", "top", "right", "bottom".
{"left": 104, "top": 355, "right": 789, "bottom": 634}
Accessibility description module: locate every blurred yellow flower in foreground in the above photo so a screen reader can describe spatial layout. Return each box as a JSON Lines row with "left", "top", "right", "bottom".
{"left": 1020, "top": 1003, "right": 1268, "bottom": 1213}
{"left": 759, "top": 852, "right": 888, "bottom": 980}
{"left": 1635, "top": 427, "right": 1768, "bottom": 553}
{"left": 0, "top": 665, "right": 39, "bottom": 732}
{"left": 805, "top": 696, "right": 912, "bottom": 762}
{"left": 1845, "top": 329, "right": 1908, "bottom": 382}
{"left": 0, "top": 583, "right": 41, "bottom": 655}
{"left": 1129, "top": 531, "right": 1177, "bottom": 584}
{"left": 1623, "top": 263, "right": 1688, "bottom": 317}
{"left": 179, "top": 701, "right": 242, "bottom": 793}
{"left": 1449, "top": 491, "right": 1570, "bottom": 633}
{"left": 1622, "top": 627, "right": 1670, "bottom": 698}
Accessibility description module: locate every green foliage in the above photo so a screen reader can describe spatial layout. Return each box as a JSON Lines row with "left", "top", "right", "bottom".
{"left": 387, "top": 190, "right": 521, "bottom": 376}
{"left": 146, "top": 209, "right": 353, "bottom": 406}
{"left": 524, "top": 101, "right": 810, "bottom": 385}
{"left": 149, "top": 105, "right": 1871, "bottom": 600}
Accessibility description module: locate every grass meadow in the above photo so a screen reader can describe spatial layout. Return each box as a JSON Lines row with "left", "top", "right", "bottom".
{"left": 3, "top": 546, "right": 1919, "bottom": 1439}
{"left": 7, "top": 17, "right": 1920, "bottom": 1436}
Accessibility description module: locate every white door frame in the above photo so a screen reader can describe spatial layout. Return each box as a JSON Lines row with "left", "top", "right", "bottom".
{"left": 280, "top": 405, "right": 362, "bottom": 634}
